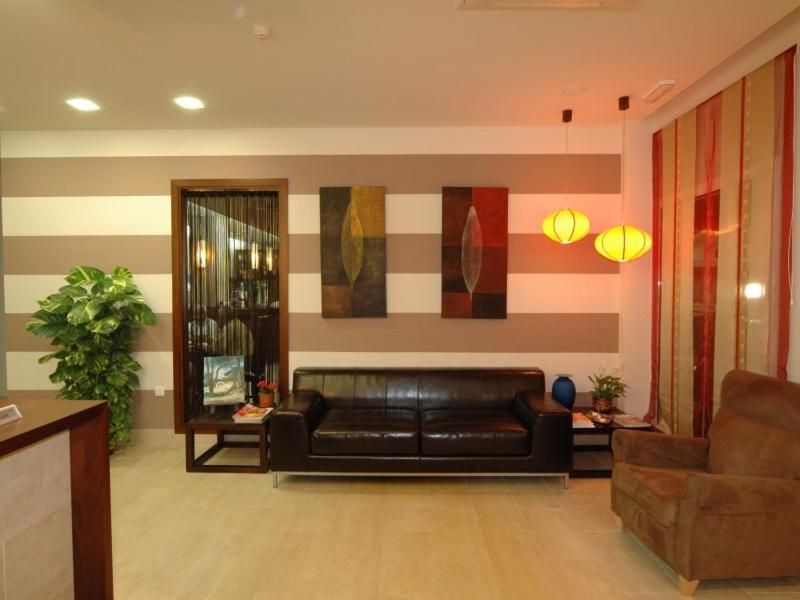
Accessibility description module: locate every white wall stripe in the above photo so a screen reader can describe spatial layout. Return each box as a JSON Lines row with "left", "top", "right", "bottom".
{"left": 4, "top": 193, "right": 622, "bottom": 237}
{"left": 508, "top": 194, "right": 622, "bottom": 234}
{"left": 288, "top": 193, "right": 621, "bottom": 235}
{"left": 6, "top": 351, "right": 173, "bottom": 391}
{"left": 0, "top": 127, "right": 621, "bottom": 159}
{"left": 3, "top": 274, "right": 173, "bottom": 314}
{"left": 289, "top": 273, "right": 620, "bottom": 314}
{"left": 288, "top": 351, "right": 621, "bottom": 395}
{"left": 2, "top": 196, "right": 171, "bottom": 236}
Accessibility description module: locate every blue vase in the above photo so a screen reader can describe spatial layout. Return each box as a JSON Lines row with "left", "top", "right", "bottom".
{"left": 552, "top": 374, "right": 576, "bottom": 410}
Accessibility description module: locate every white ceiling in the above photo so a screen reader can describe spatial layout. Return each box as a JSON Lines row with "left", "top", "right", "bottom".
{"left": 0, "top": 0, "right": 798, "bottom": 130}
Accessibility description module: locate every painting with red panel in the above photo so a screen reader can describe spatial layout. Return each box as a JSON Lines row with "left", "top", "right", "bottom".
{"left": 441, "top": 186, "right": 508, "bottom": 319}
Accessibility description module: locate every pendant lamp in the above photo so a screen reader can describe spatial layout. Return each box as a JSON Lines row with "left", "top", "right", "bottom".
{"left": 542, "top": 109, "right": 590, "bottom": 244}
{"left": 594, "top": 96, "right": 652, "bottom": 263}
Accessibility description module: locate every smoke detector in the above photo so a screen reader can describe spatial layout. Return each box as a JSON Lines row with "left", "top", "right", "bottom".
{"left": 457, "top": 0, "right": 630, "bottom": 8}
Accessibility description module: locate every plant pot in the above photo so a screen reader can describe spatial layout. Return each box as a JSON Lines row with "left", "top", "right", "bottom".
{"left": 258, "top": 392, "right": 275, "bottom": 408}
{"left": 592, "top": 395, "right": 614, "bottom": 414}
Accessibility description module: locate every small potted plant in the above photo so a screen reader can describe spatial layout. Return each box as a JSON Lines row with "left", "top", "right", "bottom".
{"left": 256, "top": 379, "right": 277, "bottom": 408}
{"left": 588, "top": 370, "right": 628, "bottom": 414}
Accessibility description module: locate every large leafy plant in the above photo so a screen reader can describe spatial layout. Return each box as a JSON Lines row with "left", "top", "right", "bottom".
{"left": 26, "top": 266, "right": 156, "bottom": 451}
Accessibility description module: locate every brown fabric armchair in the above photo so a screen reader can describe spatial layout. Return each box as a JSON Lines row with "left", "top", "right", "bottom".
{"left": 611, "top": 370, "right": 800, "bottom": 596}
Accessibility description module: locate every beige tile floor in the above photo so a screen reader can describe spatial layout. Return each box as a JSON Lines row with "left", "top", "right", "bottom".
{"left": 111, "top": 435, "right": 800, "bottom": 600}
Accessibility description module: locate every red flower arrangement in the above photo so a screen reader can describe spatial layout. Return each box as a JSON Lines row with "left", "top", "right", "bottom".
{"left": 257, "top": 379, "right": 277, "bottom": 391}
{"left": 256, "top": 379, "right": 277, "bottom": 408}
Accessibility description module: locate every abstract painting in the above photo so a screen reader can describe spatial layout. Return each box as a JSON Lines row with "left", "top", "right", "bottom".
{"left": 441, "top": 187, "right": 508, "bottom": 319}
{"left": 320, "top": 186, "right": 387, "bottom": 317}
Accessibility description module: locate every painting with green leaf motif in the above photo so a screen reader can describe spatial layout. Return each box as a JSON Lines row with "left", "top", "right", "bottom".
{"left": 320, "top": 186, "right": 386, "bottom": 318}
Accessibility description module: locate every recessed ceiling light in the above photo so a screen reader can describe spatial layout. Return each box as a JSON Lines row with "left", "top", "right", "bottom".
{"left": 66, "top": 98, "right": 100, "bottom": 111}
{"left": 174, "top": 96, "right": 205, "bottom": 110}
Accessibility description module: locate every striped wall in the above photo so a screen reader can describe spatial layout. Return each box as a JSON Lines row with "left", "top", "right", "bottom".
{"left": 1, "top": 127, "right": 623, "bottom": 428}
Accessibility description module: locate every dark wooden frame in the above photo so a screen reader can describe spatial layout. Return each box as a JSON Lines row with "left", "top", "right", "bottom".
{"left": 571, "top": 405, "right": 656, "bottom": 478}
{"left": 185, "top": 413, "right": 270, "bottom": 473}
{"left": 0, "top": 399, "right": 113, "bottom": 598}
{"left": 171, "top": 179, "right": 289, "bottom": 433}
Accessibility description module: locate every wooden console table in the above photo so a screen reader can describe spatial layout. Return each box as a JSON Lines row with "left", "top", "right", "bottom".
{"left": 0, "top": 398, "right": 113, "bottom": 599}
{"left": 185, "top": 412, "right": 270, "bottom": 473}
{"left": 572, "top": 406, "right": 655, "bottom": 478}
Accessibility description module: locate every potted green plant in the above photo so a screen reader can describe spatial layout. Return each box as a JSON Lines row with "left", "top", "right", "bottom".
{"left": 588, "top": 370, "right": 628, "bottom": 414}
{"left": 26, "top": 266, "right": 156, "bottom": 451}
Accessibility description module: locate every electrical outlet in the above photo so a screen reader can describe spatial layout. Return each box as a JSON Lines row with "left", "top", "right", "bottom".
{"left": 154, "top": 387, "right": 165, "bottom": 397}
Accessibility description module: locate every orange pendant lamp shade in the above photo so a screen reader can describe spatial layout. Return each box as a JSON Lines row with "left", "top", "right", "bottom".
{"left": 594, "top": 224, "right": 652, "bottom": 262}
{"left": 542, "top": 208, "right": 591, "bottom": 244}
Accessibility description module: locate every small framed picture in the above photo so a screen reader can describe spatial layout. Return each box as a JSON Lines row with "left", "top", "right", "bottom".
{"left": 0, "top": 404, "right": 23, "bottom": 426}
{"left": 202, "top": 356, "right": 246, "bottom": 406}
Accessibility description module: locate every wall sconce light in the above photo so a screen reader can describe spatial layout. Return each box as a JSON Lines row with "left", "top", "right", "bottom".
{"left": 250, "top": 242, "right": 260, "bottom": 270}
{"left": 743, "top": 282, "right": 765, "bottom": 299}
{"left": 196, "top": 239, "right": 208, "bottom": 268}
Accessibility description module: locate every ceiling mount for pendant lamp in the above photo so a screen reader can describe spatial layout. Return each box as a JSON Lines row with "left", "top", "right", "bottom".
{"left": 594, "top": 95, "right": 652, "bottom": 263}
{"left": 542, "top": 108, "right": 590, "bottom": 245}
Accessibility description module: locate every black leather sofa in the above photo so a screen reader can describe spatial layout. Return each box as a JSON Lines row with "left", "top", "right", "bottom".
{"left": 270, "top": 368, "right": 573, "bottom": 486}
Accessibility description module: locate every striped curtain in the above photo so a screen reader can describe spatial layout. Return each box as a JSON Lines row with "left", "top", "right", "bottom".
{"left": 649, "top": 47, "right": 795, "bottom": 437}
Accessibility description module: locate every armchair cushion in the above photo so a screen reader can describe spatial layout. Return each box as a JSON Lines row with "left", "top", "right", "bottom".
{"left": 613, "top": 463, "right": 705, "bottom": 526}
{"left": 707, "top": 409, "right": 800, "bottom": 480}
{"left": 612, "top": 430, "right": 709, "bottom": 471}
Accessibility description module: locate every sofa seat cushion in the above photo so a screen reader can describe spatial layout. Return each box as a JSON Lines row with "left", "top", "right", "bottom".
{"left": 420, "top": 409, "right": 530, "bottom": 456}
{"left": 311, "top": 409, "right": 419, "bottom": 455}
{"left": 613, "top": 463, "right": 705, "bottom": 526}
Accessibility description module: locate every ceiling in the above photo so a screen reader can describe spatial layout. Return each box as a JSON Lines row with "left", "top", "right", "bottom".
{"left": 1, "top": 0, "right": 798, "bottom": 130}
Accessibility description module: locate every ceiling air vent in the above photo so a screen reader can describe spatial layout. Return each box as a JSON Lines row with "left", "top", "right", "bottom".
{"left": 458, "top": 0, "right": 630, "bottom": 9}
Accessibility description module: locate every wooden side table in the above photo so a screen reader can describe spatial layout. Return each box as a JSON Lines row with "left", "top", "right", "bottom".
{"left": 571, "top": 406, "right": 655, "bottom": 478}
{"left": 185, "top": 412, "right": 270, "bottom": 473}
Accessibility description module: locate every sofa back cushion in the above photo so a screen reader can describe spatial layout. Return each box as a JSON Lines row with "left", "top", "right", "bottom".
{"left": 707, "top": 370, "right": 800, "bottom": 479}
{"left": 292, "top": 368, "right": 544, "bottom": 411}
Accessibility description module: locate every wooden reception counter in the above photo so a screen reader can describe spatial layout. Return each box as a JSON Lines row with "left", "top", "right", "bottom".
{"left": 0, "top": 398, "right": 113, "bottom": 599}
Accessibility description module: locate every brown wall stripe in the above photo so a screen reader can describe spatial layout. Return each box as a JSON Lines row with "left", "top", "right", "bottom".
{"left": 6, "top": 232, "right": 620, "bottom": 275}
{"left": 4, "top": 390, "right": 174, "bottom": 429}
{"left": 1, "top": 154, "right": 620, "bottom": 197}
{"left": 289, "top": 313, "right": 619, "bottom": 353}
{"left": 5, "top": 313, "right": 173, "bottom": 352}
{"left": 3, "top": 236, "right": 173, "bottom": 275}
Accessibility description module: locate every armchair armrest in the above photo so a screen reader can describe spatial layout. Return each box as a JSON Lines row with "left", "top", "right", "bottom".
{"left": 612, "top": 430, "right": 709, "bottom": 470}
{"left": 674, "top": 474, "right": 800, "bottom": 580}
{"left": 514, "top": 391, "right": 572, "bottom": 472}
{"left": 270, "top": 390, "right": 326, "bottom": 471}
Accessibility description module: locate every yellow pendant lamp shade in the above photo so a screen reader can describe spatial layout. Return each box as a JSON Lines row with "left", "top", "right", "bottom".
{"left": 594, "top": 224, "right": 652, "bottom": 263}
{"left": 594, "top": 96, "right": 653, "bottom": 263}
{"left": 542, "top": 208, "right": 591, "bottom": 244}
{"left": 541, "top": 108, "right": 591, "bottom": 245}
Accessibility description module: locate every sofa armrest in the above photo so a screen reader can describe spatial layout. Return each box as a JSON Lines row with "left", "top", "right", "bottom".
{"left": 270, "top": 390, "right": 326, "bottom": 470}
{"left": 514, "top": 391, "right": 572, "bottom": 472}
{"left": 612, "top": 430, "right": 709, "bottom": 470}
{"left": 674, "top": 474, "right": 800, "bottom": 580}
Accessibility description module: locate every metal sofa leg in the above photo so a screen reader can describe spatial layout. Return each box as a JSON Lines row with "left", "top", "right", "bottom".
{"left": 272, "top": 472, "right": 278, "bottom": 488}
{"left": 564, "top": 474, "right": 570, "bottom": 489}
